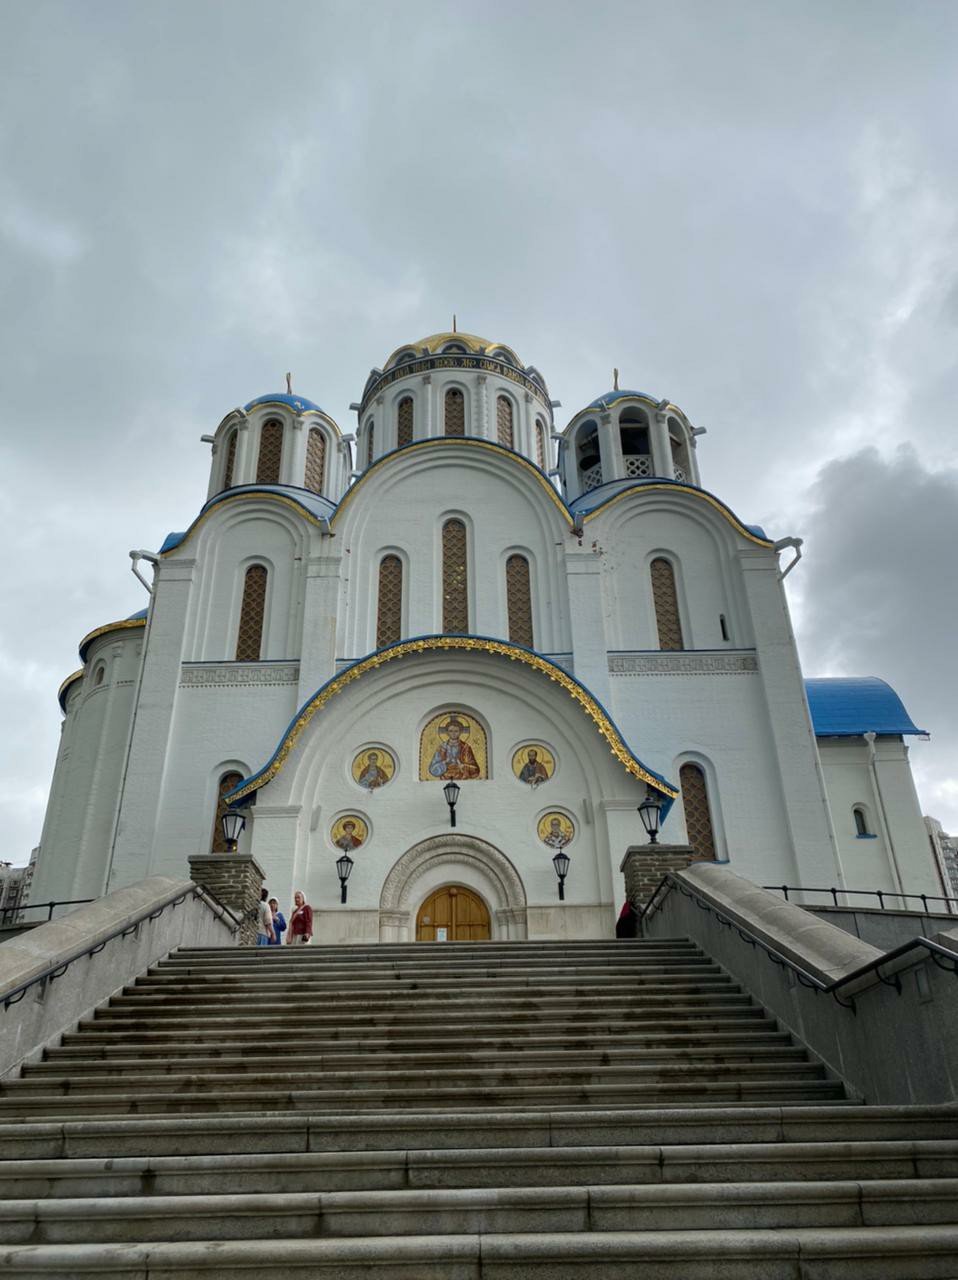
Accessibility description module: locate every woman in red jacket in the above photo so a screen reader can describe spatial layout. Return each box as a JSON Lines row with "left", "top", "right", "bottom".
{"left": 287, "top": 890, "right": 313, "bottom": 945}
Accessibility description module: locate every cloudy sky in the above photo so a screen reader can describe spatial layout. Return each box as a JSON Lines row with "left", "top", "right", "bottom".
{"left": 2, "top": 1, "right": 957, "bottom": 867}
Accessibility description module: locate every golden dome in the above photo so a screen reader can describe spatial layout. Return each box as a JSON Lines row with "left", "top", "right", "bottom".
{"left": 383, "top": 331, "right": 524, "bottom": 371}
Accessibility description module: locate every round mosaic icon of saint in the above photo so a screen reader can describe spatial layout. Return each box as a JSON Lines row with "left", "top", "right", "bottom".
{"left": 331, "top": 814, "right": 368, "bottom": 852}
{"left": 512, "top": 743, "right": 555, "bottom": 789}
{"left": 419, "top": 711, "right": 487, "bottom": 781}
{"left": 351, "top": 747, "right": 395, "bottom": 791}
{"left": 537, "top": 811, "right": 575, "bottom": 849}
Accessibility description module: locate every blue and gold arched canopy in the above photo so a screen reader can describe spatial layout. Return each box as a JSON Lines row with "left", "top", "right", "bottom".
{"left": 226, "top": 635, "right": 679, "bottom": 808}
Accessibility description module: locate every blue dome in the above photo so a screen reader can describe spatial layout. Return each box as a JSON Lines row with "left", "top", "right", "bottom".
{"left": 586, "top": 389, "right": 657, "bottom": 410}
{"left": 244, "top": 393, "right": 325, "bottom": 415}
{"left": 804, "top": 677, "right": 925, "bottom": 737}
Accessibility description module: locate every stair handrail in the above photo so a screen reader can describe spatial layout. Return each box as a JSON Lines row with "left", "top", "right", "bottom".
{"left": 762, "top": 884, "right": 958, "bottom": 913}
{"left": 639, "top": 872, "right": 958, "bottom": 1013}
{"left": 0, "top": 882, "right": 240, "bottom": 1012}
{"left": 0, "top": 898, "right": 94, "bottom": 926}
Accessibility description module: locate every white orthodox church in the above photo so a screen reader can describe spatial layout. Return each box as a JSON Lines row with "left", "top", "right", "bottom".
{"left": 30, "top": 330, "right": 941, "bottom": 941}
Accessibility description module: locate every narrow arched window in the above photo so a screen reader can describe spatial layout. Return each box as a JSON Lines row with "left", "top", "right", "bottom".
{"left": 223, "top": 430, "right": 237, "bottom": 489}
{"left": 256, "top": 420, "right": 283, "bottom": 484}
{"left": 853, "top": 806, "right": 872, "bottom": 837}
{"left": 650, "top": 557, "right": 684, "bottom": 650}
{"left": 397, "top": 397, "right": 414, "bottom": 448}
{"left": 535, "top": 419, "right": 546, "bottom": 469}
{"left": 304, "top": 427, "right": 326, "bottom": 493}
{"left": 496, "top": 396, "right": 514, "bottom": 448}
{"left": 93, "top": 664, "right": 105, "bottom": 687}
{"left": 442, "top": 519, "right": 469, "bottom": 632}
{"left": 211, "top": 772, "right": 244, "bottom": 852}
{"left": 377, "top": 555, "right": 403, "bottom": 648}
{"left": 680, "top": 763, "right": 716, "bottom": 858}
{"left": 506, "top": 554, "right": 534, "bottom": 647}
{"left": 366, "top": 422, "right": 375, "bottom": 466}
{"left": 444, "top": 388, "right": 465, "bottom": 437}
{"left": 236, "top": 565, "right": 268, "bottom": 661}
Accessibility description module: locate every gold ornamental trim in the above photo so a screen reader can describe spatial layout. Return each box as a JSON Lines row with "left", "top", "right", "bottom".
{"left": 78, "top": 616, "right": 146, "bottom": 660}
{"left": 582, "top": 483, "right": 773, "bottom": 546}
{"left": 332, "top": 438, "right": 571, "bottom": 527}
{"left": 57, "top": 669, "right": 84, "bottom": 711}
{"left": 228, "top": 636, "right": 679, "bottom": 803}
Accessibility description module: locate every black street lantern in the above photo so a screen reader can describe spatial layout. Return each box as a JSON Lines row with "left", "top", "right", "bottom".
{"left": 552, "top": 850, "right": 571, "bottom": 900}
{"left": 443, "top": 780, "right": 461, "bottom": 828}
{"left": 220, "top": 808, "right": 246, "bottom": 853}
{"left": 638, "top": 791, "right": 663, "bottom": 844}
{"left": 336, "top": 853, "right": 354, "bottom": 904}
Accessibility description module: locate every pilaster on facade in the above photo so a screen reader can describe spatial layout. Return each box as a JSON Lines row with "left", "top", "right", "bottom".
{"left": 475, "top": 374, "right": 488, "bottom": 439}
{"left": 421, "top": 374, "right": 433, "bottom": 439}
{"left": 651, "top": 410, "right": 673, "bottom": 479}
{"left": 286, "top": 416, "right": 307, "bottom": 486}
{"left": 564, "top": 549, "right": 612, "bottom": 705}
{"left": 298, "top": 552, "right": 344, "bottom": 702}
{"left": 233, "top": 417, "right": 251, "bottom": 488}
{"left": 597, "top": 412, "right": 617, "bottom": 484}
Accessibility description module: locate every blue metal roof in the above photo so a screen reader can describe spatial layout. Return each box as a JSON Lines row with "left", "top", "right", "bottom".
{"left": 567, "top": 477, "right": 770, "bottom": 543}
{"left": 244, "top": 393, "right": 325, "bottom": 415}
{"left": 586, "top": 389, "right": 657, "bottom": 410}
{"left": 804, "top": 677, "right": 925, "bottom": 737}
{"left": 126, "top": 608, "right": 148, "bottom": 621}
{"left": 160, "top": 485, "right": 337, "bottom": 554}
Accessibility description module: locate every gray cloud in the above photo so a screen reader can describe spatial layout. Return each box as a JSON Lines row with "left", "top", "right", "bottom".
{"left": 2, "top": 1, "right": 957, "bottom": 861}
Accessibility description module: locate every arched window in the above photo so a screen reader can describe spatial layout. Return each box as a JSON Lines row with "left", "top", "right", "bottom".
{"left": 620, "top": 408, "right": 651, "bottom": 479}
{"left": 93, "top": 664, "right": 105, "bottom": 687}
{"left": 377, "top": 555, "right": 403, "bottom": 648}
{"left": 397, "top": 397, "right": 414, "bottom": 448}
{"left": 650, "top": 558, "right": 684, "bottom": 650}
{"left": 210, "top": 771, "right": 245, "bottom": 852}
{"left": 366, "top": 422, "right": 375, "bottom": 466}
{"left": 304, "top": 427, "right": 326, "bottom": 493}
{"left": 680, "top": 763, "right": 716, "bottom": 858}
{"left": 535, "top": 420, "right": 546, "bottom": 469}
{"left": 256, "top": 419, "right": 283, "bottom": 484}
{"left": 496, "top": 396, "right": 514, "bottom": 448}
{"left": 223, "top": 430, "right": 237, "bottom": 489}
{"left": 236, "top": 565, "right": 268, "bottom": 661}
{"left": 444, "top": 388, "right": 465, "bottom": 437}
{"left": 506, "top": 554, "right": 534, "bottom": 647}
{"left": 442, "top": 519, "right": 469, "bottom": 633}
{"left": 577, "top": 421, "right": 602, "bottom": 491}
{"left": 853, "top": 806, "right": 873, "bottom": 837}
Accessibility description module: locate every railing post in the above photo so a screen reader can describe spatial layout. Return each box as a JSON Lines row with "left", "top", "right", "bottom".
{"left": 877, "top": 890, "right": 884, "bottom": 909}
{"left": 831, "top": 887, "right": 838, "bottom": 906}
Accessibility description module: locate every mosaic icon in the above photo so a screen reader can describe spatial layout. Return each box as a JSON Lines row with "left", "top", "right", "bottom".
{"left": 537, "top": 811, "right": 575, "bottom": 849}
{"left": 352, "top": 747, "right": 395, "bottom": 791}
{"left": 419, "top": 711, "right": 487, "bottom": 781}
{"left": 512, "top": 743, "right": 555, "bottom": 788}
{"left": 331, "top": 814, "right": 368, "bottom": 851}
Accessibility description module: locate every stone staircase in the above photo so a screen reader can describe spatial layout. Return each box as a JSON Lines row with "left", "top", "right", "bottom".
{"left": 0, "top": 938, "right": 956, "bottom": 1276}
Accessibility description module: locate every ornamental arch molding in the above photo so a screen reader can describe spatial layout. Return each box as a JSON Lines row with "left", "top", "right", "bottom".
{"left": 379, "top": 834, "right": 528, "bottom": 942}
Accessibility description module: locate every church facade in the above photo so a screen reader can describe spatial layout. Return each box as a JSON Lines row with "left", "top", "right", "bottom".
{"left": 32, "top": 331, "right": 939, "bottom": 940}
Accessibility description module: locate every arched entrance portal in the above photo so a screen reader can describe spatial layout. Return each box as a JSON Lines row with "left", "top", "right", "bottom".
{"left": 416, "top": 885, "right": 490, "bottom": 942}
{"left": 379, "top": 834, "right": 528, "bottom": 942}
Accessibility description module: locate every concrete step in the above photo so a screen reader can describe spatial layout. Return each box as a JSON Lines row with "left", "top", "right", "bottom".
{"left": 25, "top": 1044, "right": 812, "bottom": 1079}
{"left": 5, "top": 1140, "right": 958, "bottom": 1199}
{"left": 0, "top": 1079, "right": 849, "bottom": 1120}
{"left": 2, "top": 1105, "right": 952, "bottom": 1160}
{"left": 147, "top": 957, "right": 718, "bottom": 980}
{"left": 1, "top": 1178, "right": 957, "bottom": 1245}
{"left": 2, "top": 1225, "right": 958, "bottom": 1278}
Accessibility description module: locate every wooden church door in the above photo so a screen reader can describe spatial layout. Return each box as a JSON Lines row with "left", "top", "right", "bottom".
{"left": 416, "top": 885, "right": 490, "bottom": 941}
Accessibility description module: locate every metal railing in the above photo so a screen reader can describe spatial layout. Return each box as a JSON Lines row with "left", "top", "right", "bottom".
{"left": 763, "top": 885, "right": 958, "bottom": 913}
{"left": 1, "top": 883, "right": 239, "bottom": 1012}
{"left": 0, "top": 899, "right": 94, "bottom": 927}
{"left": 640, "top": 872, "right": 958, "bottom": 1013}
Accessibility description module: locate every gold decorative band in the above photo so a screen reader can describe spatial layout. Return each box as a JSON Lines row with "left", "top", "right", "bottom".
{"left": 78, "top": 616, "right": 146, "bottom": 661}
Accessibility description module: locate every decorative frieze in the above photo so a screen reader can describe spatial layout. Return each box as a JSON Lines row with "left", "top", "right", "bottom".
{"left": 609, "top": 651, "right": 757, "bottom": 677}
{"left": 180, "top": 662, "right": 300, "bottom": 689}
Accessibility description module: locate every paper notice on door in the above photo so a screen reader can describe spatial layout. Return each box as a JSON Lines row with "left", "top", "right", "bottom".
{"left": 436, "top": 927, "right": 448, "bottom": 941}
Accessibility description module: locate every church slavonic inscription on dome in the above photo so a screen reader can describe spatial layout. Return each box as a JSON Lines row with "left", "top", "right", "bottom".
{"left": 366, "top": 354, "right": 547, "bottom": 410}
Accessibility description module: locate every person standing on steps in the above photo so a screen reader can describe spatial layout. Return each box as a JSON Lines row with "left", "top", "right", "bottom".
{"left": 255, "top": 887, "right": 275, "bottom": 947}
{"left": 287, "top": 889, "right": 313, "bottom": 945}
{"left": 267, "top": 898, "right": 286, "bottom": 946}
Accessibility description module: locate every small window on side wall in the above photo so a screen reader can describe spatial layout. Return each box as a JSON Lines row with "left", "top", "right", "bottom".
{"left": 853, "top": 806, "right": 875, "bottom": 838}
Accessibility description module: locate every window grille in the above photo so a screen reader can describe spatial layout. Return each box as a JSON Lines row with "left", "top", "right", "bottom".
{"left": 442, "top": 519, "right": 469, "bottom": 632}
{"left": 444, "top": 389, "right": 465, "bottom": 437}
{"left": 223, "top": 430, "right": 237, "bottom": 489}
{"left": 581, "top": 462, "right": 603, "bottom": 492}
{"left": 210, "top": 772, "right": 245, "bottom": 852}
{"left": 397, "top": 397, "right": 414, "bottom": 447}
{"left": 496, "top": 396, "right": 514, "bottom": 448}
{"left": 236, "top": 565, "right": 268, "bottom": 661}
{"left": 680, "top": 763, "right": 716, "bottom": 858}
{"left": 304, "top": 428, "right": 326, "bottom": 493}
{"left": 650, "top": 558, "right": 684, "bottom": 650}
{"left": 366, "top": 423, "right": 375, "bottom": 466}
{"left": 256, "top": 420, "right": 283, "bottom": 484}
{"left": 535, "top": 420, "right": 546, "bottom": 468}
{"left": 625, "top": 455, "right": 653, "bottom": 478}
{"left": 377, "top": 555, "right": 403, "bottom": 648}
{"left": 506, "top": 554, "right": 534, "bottom": 647}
